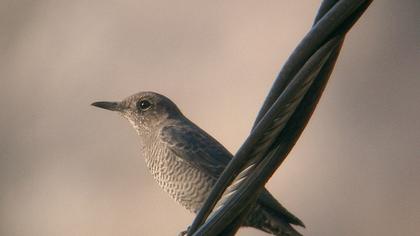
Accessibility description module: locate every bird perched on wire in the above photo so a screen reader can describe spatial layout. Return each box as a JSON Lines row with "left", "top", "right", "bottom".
{"left": 92, "top": 91, "right": 304, "bottom": 236}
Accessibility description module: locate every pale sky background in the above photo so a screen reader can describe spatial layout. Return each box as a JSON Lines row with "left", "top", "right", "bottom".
{"left": 0, "top": 1, "right": 419, "bottom": 236}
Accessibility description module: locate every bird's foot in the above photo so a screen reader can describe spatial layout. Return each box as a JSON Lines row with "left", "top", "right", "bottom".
{"left": 178, "top": 225, "right": 191, "bottom": 236}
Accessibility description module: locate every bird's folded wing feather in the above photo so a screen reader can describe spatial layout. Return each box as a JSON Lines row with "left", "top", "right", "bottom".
{"left": 160, "top": 121, "right": 304, "bottom": 227}
{"left": 160, "top": 122, "right": 232, "bottom": 178}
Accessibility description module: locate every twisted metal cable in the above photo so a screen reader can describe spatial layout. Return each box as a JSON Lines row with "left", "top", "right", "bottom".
{"left": 186, "top": 1, "right": 373, "bottom": 235}
{"left": 252, "top": 0, "right": 367, "bottom": 128}
{"left": 193, "top": 35, "right": 340, "bottom": 236}
{"left": 215, "top": 0, "right": 374, "bottom": 221}
{"left": 212, "top": 54, "right": 322, "bottom": 213}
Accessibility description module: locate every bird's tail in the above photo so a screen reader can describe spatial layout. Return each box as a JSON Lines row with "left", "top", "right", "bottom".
{"left": 245, "top": 204, "right": 303, "bottom": 236}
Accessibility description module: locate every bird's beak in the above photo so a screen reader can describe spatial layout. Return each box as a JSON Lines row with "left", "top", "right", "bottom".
{"left": 91, "top": 101, "right": 122, "bottom": 112}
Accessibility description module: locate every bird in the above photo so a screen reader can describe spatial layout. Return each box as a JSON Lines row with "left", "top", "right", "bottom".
{"left": 92, "top": 91, "right": 304, "bottom": 236}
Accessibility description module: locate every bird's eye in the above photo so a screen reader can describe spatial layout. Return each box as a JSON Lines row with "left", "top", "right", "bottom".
{"left": 137, "top": 100, "right": 152, "bottom": 111}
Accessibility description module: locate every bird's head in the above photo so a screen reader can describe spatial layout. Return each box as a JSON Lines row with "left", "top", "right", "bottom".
{"left": 92, "top": 91, "right": 182, "bottom": 135}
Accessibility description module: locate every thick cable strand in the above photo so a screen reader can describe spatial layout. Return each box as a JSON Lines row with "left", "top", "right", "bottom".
{"left": 186, "top": 1, "right": 373, "bottom": 235}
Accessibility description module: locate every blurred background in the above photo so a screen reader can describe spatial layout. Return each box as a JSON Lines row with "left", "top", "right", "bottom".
{"left": 0, "top": 1, "right": 419, "bottom": 235}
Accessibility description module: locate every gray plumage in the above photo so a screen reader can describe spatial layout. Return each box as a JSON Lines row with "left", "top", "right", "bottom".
{"left": 92, "top": 91, "right": 304, "bottom": 236}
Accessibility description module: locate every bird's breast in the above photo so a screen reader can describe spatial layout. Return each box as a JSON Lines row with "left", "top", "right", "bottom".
{"left": 144, "top": 142, "right": 215, "bottom": 213}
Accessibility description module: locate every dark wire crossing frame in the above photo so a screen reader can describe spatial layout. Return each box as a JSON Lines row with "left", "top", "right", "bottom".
{"left": 186, "top": 1, "right": 374, "bottom": 235}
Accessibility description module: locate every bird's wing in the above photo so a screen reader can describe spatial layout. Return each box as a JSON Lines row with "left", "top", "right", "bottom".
{"left": 160, "top": 121, "right": 304, "bottom": 227}
{"left": 160, "top": 122, "right": 232, "bottom": 178}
